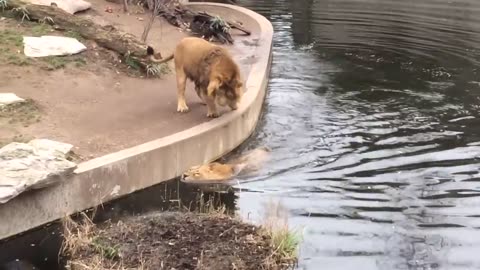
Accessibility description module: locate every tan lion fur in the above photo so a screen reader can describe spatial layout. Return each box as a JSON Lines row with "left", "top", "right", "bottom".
{"left": 182, "top": 146, "right": 271, "bottom": 182}
{"left": 148, "top": 37, "right": 244, "bottom": 118}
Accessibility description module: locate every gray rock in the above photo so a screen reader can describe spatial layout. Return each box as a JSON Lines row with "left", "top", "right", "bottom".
{"left": 0, "top": 93, "right": 25, "bottom": 107}
{"left": 0, "top": 139, "right": 77, "bottom": 204}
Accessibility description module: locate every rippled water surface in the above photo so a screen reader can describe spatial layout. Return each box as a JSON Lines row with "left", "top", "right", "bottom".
{"left": 232, "top": 0, "right": 480, "bottom": 269}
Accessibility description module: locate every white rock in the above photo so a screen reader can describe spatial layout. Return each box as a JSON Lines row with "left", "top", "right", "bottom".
{"left": 0, "top": 139, "right": 77, "bottom": 204}
{"left": 23, "top": 36, "right": 87, "bottom": 58}
{"left": 29, "top": 138, "right": 73, "bottom": 155}
{"left": 24, "top": 0, "right": 91, "bottom": 14}
{"left": 0, "top": 93, "right": 25, "bottom": 107}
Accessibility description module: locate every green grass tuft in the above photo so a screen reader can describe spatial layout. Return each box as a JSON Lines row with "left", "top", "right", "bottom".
{"left": 261, "top": 200, "right": 302, "bottom": 267}
{"left": 146, "top": 62, "right": 171, "bottom": 78}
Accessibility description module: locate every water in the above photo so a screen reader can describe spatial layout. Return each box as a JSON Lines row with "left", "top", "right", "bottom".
{"left": 231, "top": 0, "right": 480, "bottom": 269}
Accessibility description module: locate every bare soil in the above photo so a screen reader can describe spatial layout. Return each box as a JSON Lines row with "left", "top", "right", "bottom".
{"left": 0, "top": 0, "right": 256, "bottom": 160}
{"left": 65, "top": 212, "right": 288, "bottom": 270}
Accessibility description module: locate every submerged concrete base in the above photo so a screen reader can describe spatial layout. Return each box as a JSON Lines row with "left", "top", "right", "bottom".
{"left": 0, "top": 3, "right": 273, "bottom": 240}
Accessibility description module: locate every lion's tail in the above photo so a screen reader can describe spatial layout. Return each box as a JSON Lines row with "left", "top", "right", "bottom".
{"left": 146, "top": 45, "right": 174, "bottom": 64}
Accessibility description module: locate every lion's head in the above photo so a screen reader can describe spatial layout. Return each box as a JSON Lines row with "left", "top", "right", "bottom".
{"left": 207, "top": 56, "right": 244, "bottom": 111}
{"left": 182, "top": 162, "right": 237, "bottom": 182}
{"left": 215, "top": 78, "right": 243, "bottom": 111}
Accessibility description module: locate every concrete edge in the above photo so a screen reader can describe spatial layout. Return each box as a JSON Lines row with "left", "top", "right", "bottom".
{"left": 0, "top": 3, "right": 273, "bottom": 240}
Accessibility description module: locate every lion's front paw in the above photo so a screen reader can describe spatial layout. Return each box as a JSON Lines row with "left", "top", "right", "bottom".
{"left": 207, "top": 112, "right": 219, "bottom": 118}
{"left": 177, "top": 102, "right": 189, "bottom": 113}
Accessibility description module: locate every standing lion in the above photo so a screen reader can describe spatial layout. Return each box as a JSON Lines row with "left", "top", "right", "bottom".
{"left": 147, "top": 37, "right": 244, "bottom": 118}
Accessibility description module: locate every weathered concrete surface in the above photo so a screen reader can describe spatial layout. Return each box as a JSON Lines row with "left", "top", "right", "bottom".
{"left": 0, "top": 139, "right": 76, "bottom": 204}
{"left": 0, "top": 3, "right": 273, "bottom": 240}
{"left": 5, "top": 0, "right": 260, "bottom": 159}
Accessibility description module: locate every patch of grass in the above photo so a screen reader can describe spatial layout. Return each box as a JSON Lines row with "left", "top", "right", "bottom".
{"left": 0, "top": 0, "right": 8, "bottom": 11}
{"left": 39, "top": 56, "right": 88, "bottom": 70}
{"left": 61, "top": 213, "right": 97, "bottom": 260}
{"left": 267, "top": 224, "right": 302, "bottom": 261}
{"left": 64, "top": 30, "right": 83, "bottom": 41}
{"left": 0, "top": 133, "right": 33, "bottom": 148}
{"left": 0, "top": 29, "right": 23, "bottom": 46}
{"left": 0, "top": 29, "right": 30, "bottom": 66}
{"left": 41, "top": 56, "right": 68, "bottom": 70}
{"left": 261, "top": 200, "right": 302, "bottom": 268}
{"left": 60, "top": 194, "right": 299, "bottom": 270}
{"left": 91, "top": 238, "right": 120, "bottom": 259}
{"left": 66, "top": 150, "right": 84, "bottom": 163}
{"left": 146, "top": 63, "right": 171, "bottom": 78}
{"left": 73, "top": 57, "right": 87, "bottom": 67}
{"left": 30, "top": 23, "right": 52, "bottom": 36}
{"left": 0, "top": 20, "right": 88, "bottom": 71}
{"left": 6, "top": 53, "right": 30, "bottom": 66}
{"left": 187, "top": 197, "right": 301, "bottom": 269}
{"left": 61, "top": 212, "right": 141, "bottom": 270}
{"left": 196, "top": 194, "right": 228, "bottom": 216}
{"left": 124, "top": 54, "right": 142, "bottom": 71}
{"left": 0, "top": 99, "right": 41, "bottom": 127}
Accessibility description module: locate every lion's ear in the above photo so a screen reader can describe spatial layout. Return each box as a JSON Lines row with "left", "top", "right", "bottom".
{"left": 207, "top": 78, "right": 221, "bottom": 96}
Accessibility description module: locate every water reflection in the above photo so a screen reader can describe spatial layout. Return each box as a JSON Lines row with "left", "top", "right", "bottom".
{"left": 234, "top": 0, "right": 480, "bottom": 269}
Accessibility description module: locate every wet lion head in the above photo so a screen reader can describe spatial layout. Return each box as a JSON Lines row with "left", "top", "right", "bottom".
{"left": 182, "top": 162, "right": 235, "bottom": 182}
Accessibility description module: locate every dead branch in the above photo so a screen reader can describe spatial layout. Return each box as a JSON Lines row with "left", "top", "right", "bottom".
{"left": 156, "top": 3, "right": 251, "bottom": 44}
{"left": 141, "top": 0, "right": 175, "bottom": 42}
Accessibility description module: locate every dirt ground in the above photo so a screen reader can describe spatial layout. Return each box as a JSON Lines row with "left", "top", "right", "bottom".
{"left": 64, "top": 212, "right": 289, "bottom": 270}
{"left": 0, "top": 0, "right": 257, "bottom": 160}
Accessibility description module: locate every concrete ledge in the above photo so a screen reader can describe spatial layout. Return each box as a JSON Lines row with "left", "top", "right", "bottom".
{"left": 0, "top": 3, "right": 273, "bottom": 240}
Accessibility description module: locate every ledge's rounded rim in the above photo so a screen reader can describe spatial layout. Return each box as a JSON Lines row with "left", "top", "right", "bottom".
{"left": 76, "top": 3, "right": 274, "bottom": 173}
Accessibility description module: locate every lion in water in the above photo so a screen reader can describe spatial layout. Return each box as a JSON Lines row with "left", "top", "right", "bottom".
{"left": 181, "top": 146, "right": 271, "bottom": 183}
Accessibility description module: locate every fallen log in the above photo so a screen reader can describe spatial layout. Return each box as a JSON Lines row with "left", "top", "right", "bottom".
{"left": 2, "top": 0, "right": 161, "bottom": 71}
{"left": 159, "top": 4, "right": 251, "bottom": 44}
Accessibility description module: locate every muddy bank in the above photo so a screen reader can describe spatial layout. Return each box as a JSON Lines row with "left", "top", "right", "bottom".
{"left": 63, "top": 211, "right": 295, "bottom": 270}
{"left": 0, "top": 179, "right": 236, "bottom": 270}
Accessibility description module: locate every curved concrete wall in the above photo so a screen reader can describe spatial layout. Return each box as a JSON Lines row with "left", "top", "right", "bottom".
{"left": 0, "top": 3, "right": 273, "bottom": 240}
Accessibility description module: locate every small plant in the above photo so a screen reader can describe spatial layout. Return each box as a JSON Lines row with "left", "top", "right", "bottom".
{"left": 39, "top": 16, "right": 54, "bottom": 25}
{"left": 73, "top": 57, "right": 87, "bottom": 67}
{"left": 210, "top": 15, "right": 231, "bottom": 34}
{"left": 42, "top": 56, "right": 67, "bottom": 70}
{"left": 60, "top": 213, "right": 97, "bottom": 258}
{"left": 91, "top": 238, "right": 120, "bottom": 259}
{"left": 268, "top": 225, "right": 302, "bottom": 260}
{"left": 123, "top": 51, "right": 141, "bottom": 70}
{"left": 31, "top": 23, "right": 52, "bottom": 36}
{"left": 65, "top": 30, "right": 82, "bottom": 41}
{"left": 141, "top": 0, "right": 171, "bottom": 42}
{"left": 0, "top": 0, "right": 8, "bottom": 11}
{"left": 146, "top": 62, "right": 170, "bottom": 77}
{"left": 0, "top": 98, "right": 40, "bottom": 126}
{"left": 261, "top": 200, "right": 302, "bottom": 268}
{"left": 11, "top": 6, "right": 29, "bottom": 22}
{"left": 0, "top": 29, "right": 23, "bottom": 46}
